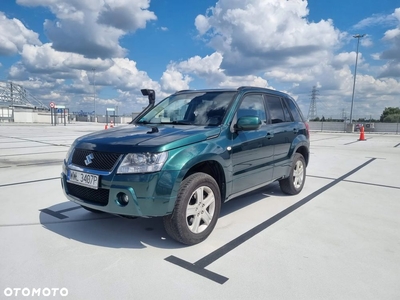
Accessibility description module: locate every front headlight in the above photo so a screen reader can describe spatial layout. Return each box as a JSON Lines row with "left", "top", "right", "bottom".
{"left": 117, "top": 152, "right": 168, "bottom": 174}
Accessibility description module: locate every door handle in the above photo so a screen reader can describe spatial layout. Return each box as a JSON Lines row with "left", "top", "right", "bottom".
{"left": 293, "top": 128, "right": 299, "bottom": 134}
{"left": 266, "top": 132, "right": 274, "bottom": 139}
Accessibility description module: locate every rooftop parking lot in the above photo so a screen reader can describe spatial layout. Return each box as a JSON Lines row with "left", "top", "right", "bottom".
{"left": 1, "top": 123, "right": 399, "bottom": 299}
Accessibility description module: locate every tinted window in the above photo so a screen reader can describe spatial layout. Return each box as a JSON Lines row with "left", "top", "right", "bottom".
{"left": 237, "top": 94, "right": 266, "bottom": 123}
{"left": 282, "top": 99, "right": 293, "bottom": 122}
{"left": 284, "top": 97, "right": 303, "bottom": 122}
{"left": 265, "top": 95, "right": 285, "bottom": 124}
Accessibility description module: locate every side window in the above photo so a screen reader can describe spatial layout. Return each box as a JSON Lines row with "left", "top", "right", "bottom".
{"left": 284, "top": 97, "right": 303, "bottom": 122}
{"left": 237, "top": 94, "right": 267, "bottom": 123}
{"left": 282, "top": 99, "right": 293, "bottom": 122}
{"left": 265, "top": 95, "right": 285, "bottom": 124}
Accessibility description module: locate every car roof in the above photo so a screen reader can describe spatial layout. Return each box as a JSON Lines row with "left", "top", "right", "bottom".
{"left": 174, "top": 86, "right": 290, "bottom": 98}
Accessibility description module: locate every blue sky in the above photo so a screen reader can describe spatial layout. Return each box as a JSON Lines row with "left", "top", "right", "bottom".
{"left": 0, "top": 0, "right": 399, "bottom": 119}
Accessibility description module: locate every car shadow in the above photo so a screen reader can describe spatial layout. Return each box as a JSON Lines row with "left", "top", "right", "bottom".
{"left": 39, "top": 182, "right": 286, "bottom": 249}
{"left": 220, "top": 181, "right": 284, "bottom": 217}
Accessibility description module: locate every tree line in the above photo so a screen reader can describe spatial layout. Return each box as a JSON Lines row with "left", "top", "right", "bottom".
{"left": 380, "top": 107, "right": 400, "bottom": 122}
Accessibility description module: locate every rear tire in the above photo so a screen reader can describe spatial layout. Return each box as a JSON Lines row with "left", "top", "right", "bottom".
{"left": 279, "top": 153, "right": 306, "bottom": 195}
{"left": 163, "top": 173, "right": 221, "bottom": 245}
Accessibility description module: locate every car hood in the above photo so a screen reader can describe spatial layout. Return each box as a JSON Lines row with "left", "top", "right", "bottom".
{"left": 73, "top": 124, "right": 222, "bottom": 153}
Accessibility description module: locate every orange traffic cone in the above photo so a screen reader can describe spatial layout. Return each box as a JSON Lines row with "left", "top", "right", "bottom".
{"left": 358, "top": 126, "right": 366, "bottom": 141}
{"left": 105, "top": 124, "right": 108, "bottom": 130}
{"left": 110, "top": 120, "right": 114, "bottom": 128}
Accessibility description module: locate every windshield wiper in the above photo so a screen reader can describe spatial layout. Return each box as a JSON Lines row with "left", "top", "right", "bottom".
{"left": 136, "top": 120, "right": 157, "bottom": 124}
{"left": 160, "top": 121, "right": 193, "bottom": 125}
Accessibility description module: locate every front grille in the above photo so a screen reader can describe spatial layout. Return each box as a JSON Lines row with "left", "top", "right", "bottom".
{"left": 71, "top": 149, "right": 121, "bottom": 171}
{"left": 66, "top": 182, "right": 109, "bottom": 205}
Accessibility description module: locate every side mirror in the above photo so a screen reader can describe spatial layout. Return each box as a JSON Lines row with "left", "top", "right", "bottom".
{"left": 141, "top": 89, "right": 156, "bottom": 105}
{"left": 235, "top": 116, "right": 261, "bottom": 131}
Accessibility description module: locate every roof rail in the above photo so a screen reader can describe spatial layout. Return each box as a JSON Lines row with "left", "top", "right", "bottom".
{"left": 237, "top": 86, "right": 258, "bottom": 90}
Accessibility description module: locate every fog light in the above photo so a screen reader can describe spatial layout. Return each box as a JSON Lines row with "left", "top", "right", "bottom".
{"left": 116, "top": 192, "right": 129, "bottom": 206}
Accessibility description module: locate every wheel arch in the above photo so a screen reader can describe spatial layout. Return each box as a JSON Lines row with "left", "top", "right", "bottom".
{"left": 183, "top": 160, "right": 226, "bottom": 203}
{"left": 295, "top": 145, "right": 309, "bottom": 166}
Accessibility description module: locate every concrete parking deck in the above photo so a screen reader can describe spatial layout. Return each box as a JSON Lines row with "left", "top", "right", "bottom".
{"left": 0, "top": 124, "right": 399, "bottom": 299}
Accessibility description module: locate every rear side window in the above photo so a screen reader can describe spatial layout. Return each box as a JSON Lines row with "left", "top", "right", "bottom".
{"left": 284, "top": 97, "right": 304, "bottom": 122}
{"left": 282, "top": 99, "right": 293, "bottom": 122}
{"left": 265, "top": 95, "right": 285, "bottom": 124}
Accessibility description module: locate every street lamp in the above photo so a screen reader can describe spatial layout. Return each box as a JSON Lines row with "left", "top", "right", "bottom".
{"left": 349, "top": 34, "right": 365, "bottom": 124}
{"left": 92, "top": 68, "right": 96, "bottom": 122}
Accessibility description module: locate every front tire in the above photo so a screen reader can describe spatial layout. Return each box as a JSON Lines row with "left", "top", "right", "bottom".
{"left": 163, "top": 173, "right": 221, "bottom": 245}
{"left": 279, "top": 153, "right": 306, "bottom": 195}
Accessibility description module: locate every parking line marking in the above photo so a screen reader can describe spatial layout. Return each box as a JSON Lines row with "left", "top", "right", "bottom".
{"left": 394, "top": 143, "right": 400, "bottom": 148}
{"left": 40, "top": 206, "right": 82, "bottom": 219}
{"left": 58, "top": 206, "right": 82, "bottom": 213}
{"left": 344, "top": 140, "right": 358, "bottom": 145}
{"left": 0, "top": 177, "right": 59, "bottom": 188}
{"left": 311, "top": 136, "right": 342, "bottom": 142}
{"left": 0, "top": 135, "right": 70, "bottom": 147}
{"left": 165, "top": 158, "right": 376, "bottom": 284}
{"left": 40, "top": 208, "right": 69, "bottom": 219}
{"left": 17, "top": 161, "right": 62, "bottom": 167}
{"left": 0, "top": 216, "right": 117, "bottom": 227}
{"left": 165, "top": 256, "right": 228, "bottom": 284}
{"left": 308, "top": 175, "right": 400, "bottom": 190}
{"left": 0, "top": 151, "right": 67, "bottom": 157}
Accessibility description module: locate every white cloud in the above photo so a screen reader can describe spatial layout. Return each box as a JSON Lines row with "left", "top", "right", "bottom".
{"left": 99, "top": 58, "right": 159, "bottom": 91}
{"left": 379, "top": 8, "right": 400, "bottom": 77}
{"left": 4, "top": 0, "right": 400, "bottom": 119}
{"left": 17, "top": 0, "right": 157, "bottom": 58}
{"left": 332, "top": 52, "right": 357, "bottom": 68}
{"left": 218, "top": 75, "right": 269, "bottom": 88}
{"left": 195, "top": 0, "right": 341, "bottom": 75}
{"left": 353, "top": 12, "right": 398, "bottom": 30}
{"left": 163, "top": 52, "right": 269, "bottom": 89}
{"left": 8, "top": 44, "right": 161, "bottom": 113}
{"left": 160, "top": 68, "right": 192, "bottom": 92}
{"left": 175, "top": 52, "right": 225, "bottom": 83}
{"left": 194, "top": 14, "right": 210, "bottom": 35}
{"left": 361, "top": 36, "right": 373, "bottom": 47}
{"left": 383, "top": 27, "right": 400, "bottom": 40}
{"left": 0, "top": 12, "right": 41, "bottom": 56}
{"left": 98, "top": 0, "right": 156, "bottom": 31}
{"left": 21, "top": 44, "right": 79, "bottom": 75}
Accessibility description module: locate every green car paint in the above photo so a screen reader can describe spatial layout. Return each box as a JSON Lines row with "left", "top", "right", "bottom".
{"left": 61, "top": 86, "right": 310, "bottom": 244}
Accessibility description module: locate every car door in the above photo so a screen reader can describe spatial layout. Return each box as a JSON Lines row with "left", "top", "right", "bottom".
{"left": 264, "top": 94, "right": 297, "bottom": 179}
{"left": 230, "top": 93, "right": 275, "bottom": 195}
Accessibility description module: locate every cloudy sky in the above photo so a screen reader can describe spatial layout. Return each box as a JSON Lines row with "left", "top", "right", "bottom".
{"left": 0, "top": 0, "right": 399, "bottom": 119}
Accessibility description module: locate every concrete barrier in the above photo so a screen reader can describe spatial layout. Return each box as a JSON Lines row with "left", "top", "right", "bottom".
{"left": 309, "top": 121, "right": 399, "bottom": 134}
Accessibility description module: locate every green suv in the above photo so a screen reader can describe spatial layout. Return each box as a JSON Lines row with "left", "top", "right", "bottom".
{"left": 61, "top": 86, "right": 310, "bottom": 245}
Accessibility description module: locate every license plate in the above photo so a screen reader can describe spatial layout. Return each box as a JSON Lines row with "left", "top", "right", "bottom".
{"left": 67, "top": 170, "right": 99, "bottom": 189}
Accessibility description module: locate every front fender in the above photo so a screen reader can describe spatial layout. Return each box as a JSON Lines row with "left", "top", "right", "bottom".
{"left": 162, "top": 140, "right": 230, "bottom": 211}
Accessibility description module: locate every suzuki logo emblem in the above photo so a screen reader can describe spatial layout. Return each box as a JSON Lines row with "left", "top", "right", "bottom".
{"left": 84, "top": 153, "right": 94, "bottom": 166}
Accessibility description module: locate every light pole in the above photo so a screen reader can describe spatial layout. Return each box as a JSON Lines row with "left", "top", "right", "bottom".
{"left": 349, "top": 34, "right": 365, "bottom": 124}
{"left": 92, "top": 68, "right": 96, "bottom": 122}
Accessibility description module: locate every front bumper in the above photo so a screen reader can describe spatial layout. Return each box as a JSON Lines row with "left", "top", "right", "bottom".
{"left": 60, "top": 165, "right": 180, "bottom": 217}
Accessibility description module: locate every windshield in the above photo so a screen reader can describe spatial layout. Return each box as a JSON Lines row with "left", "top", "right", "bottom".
{"left": 137, "top": 91, "right": 236, "bottom": 126}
